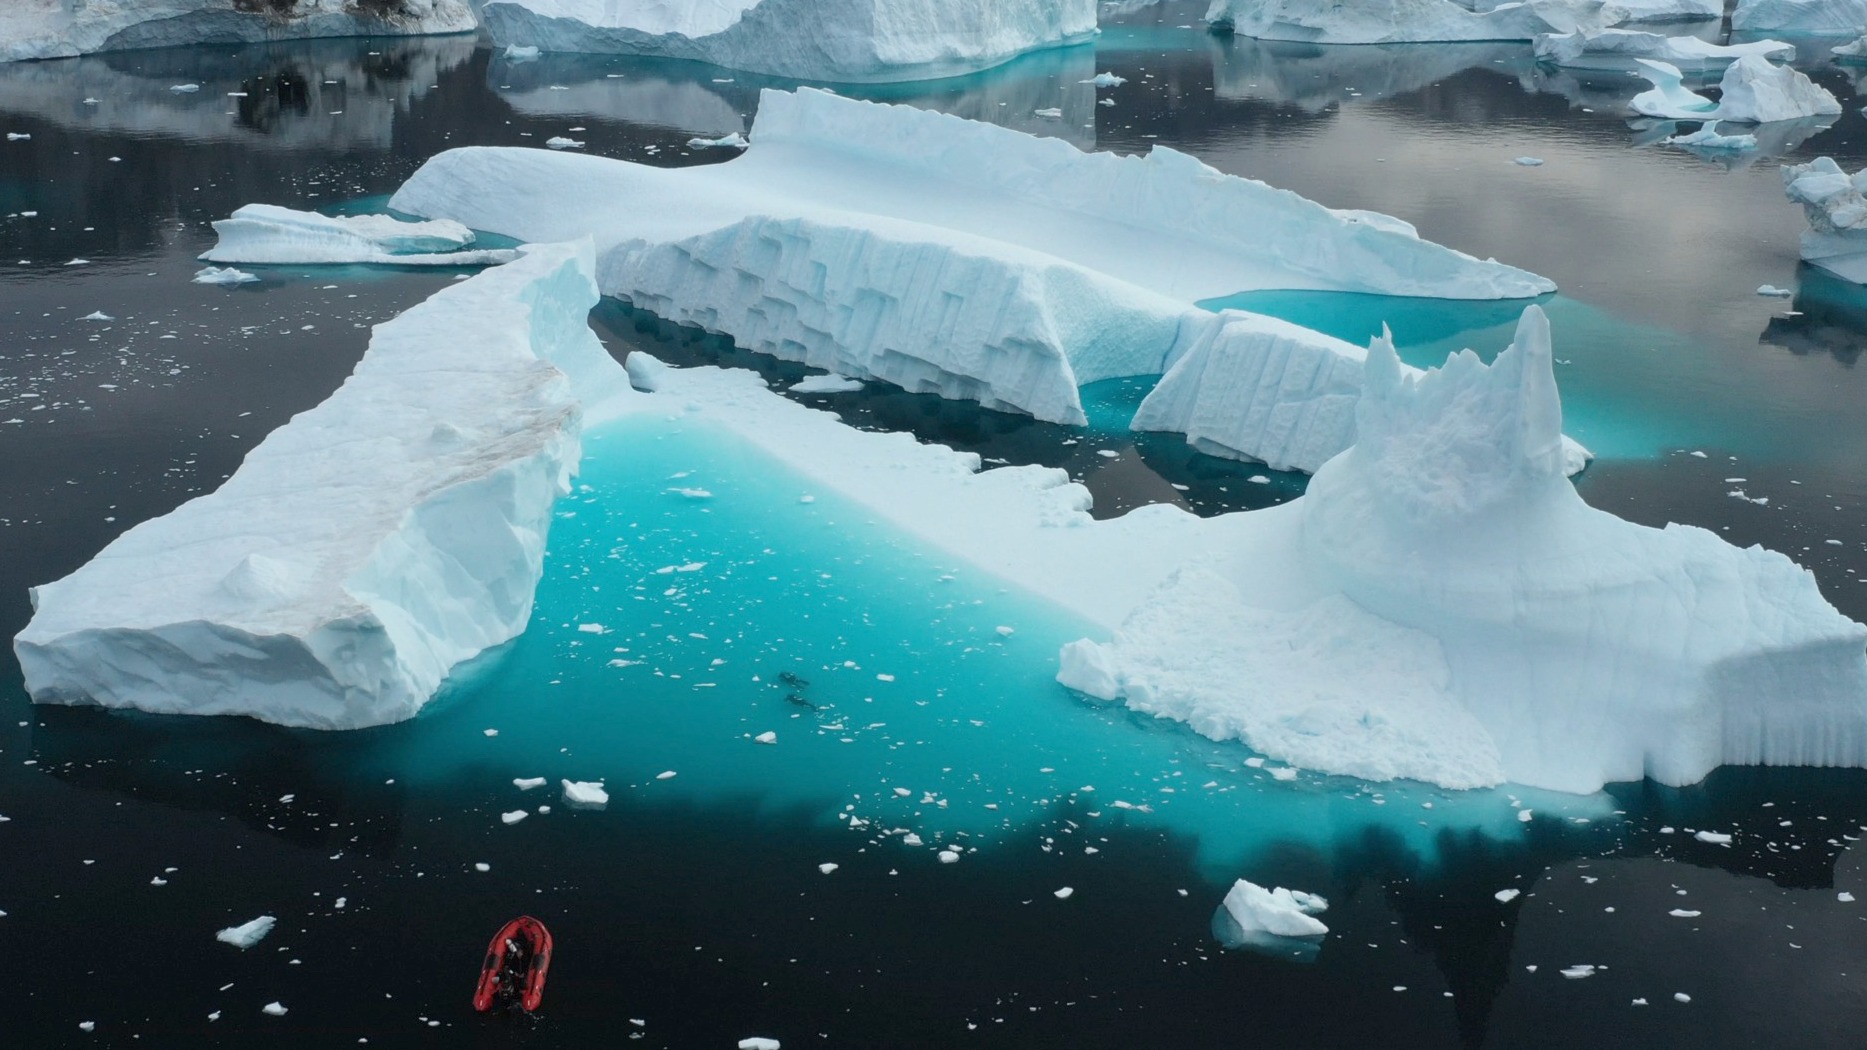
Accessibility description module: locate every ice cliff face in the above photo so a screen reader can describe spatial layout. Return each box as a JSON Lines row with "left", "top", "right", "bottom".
{"left": 1206, "top": 0, "right": 1626, "bottom": 44}
{"left": 1783, "top": 158, "right": 1867, "bottom": 284}
{"left": 0, "top": 0, "right": 476, "bottom": 64}
{"left": 14, "top": 242, "right": 628, "bottom": 729}
{"left": 1734, "top": 0, "right": 1867, "bottom": 34}
{"left": 476, "top": 0, "right": 1098, "bottom": 82}
{"left": 1065, "top": 307, "right": 1867, "bottom": 793}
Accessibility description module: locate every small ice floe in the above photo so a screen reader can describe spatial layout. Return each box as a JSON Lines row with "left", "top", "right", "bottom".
{"left": 938, "top": 849, "right": 960, "bottom": 864}
{"left": 482, "top": 728, "right": 499, "bottom": 737}
{"left": 514, "top": 777, "right": 546, "bottom": 790}
{"left": 1518, "top": 808, "right": 1534, "bottom": 822}
{"left": 1495, "top": 888, "right": 1522, "bottom": 903}
{"left": 1669, "top": 908, "right": 1702, "bottom": 917}
{"left": 1054, "top": 887, "right": 1075, "bottom": 899}
{"left": 1083, "top": 73, "right": 1127, "bottom": 87}
{"left": 754, "top": 731, "right": 777, "bottom": 745}
{"left": 1034, "top": 108, "right": 1063, "bottom": 118}
{"left": 995, "top": 626, "right": 1015, "bottom": 637}
{"left": 216, "top": 915, "right": 276, "bottom": 949}
{"left": 1757, "top": 284, "right": 1793, "bottom": 297}
{"left": 1099, "top": 98, "right": 1116, "bottom": 107}
{"left": 170, "top": 84, "right": 200, "bottom": 93}
{"left": 655, "top": 770, "right": 677, "bottom": 780}
{"left": 545, "top": 137, "right": 585, "bottom": 150}
{"left": 1213, "top": 880, "right": 1329, "bottom": 958}
{"left": 475, "top": 863, "right": 490, "bottom": 872}
{"left": 562, "top": 779, "right": 609, "bottom": 809}
{"left": 193, "top": 266, "right": 259, "bottom": 286}
{"left": 1560, "top": 965, "right": 1597, "bottom": 979}
{"left": 79, "top": 1021, "right": 94, "bottom": 1031}
{"left": 1514, "top": 157, "right": 1545, "bottom": 166}
{"left": 262, "top": 1002, "right": 287, "bottom": 1017}
{"left": 1694, "top": 830, "right": 1734, "bottom": 844}
{"left": 80, "top": 311, "right": 115, "bottom": 322}
{"left": 1839, "top": 892, "right": 1856, "bottom": 902}
{"left": 818, "top": 863, "right": 838, "bottom": 875}
{"left": 1674, "top": 992, "right": 1692, "bottom": 1003}
{"left": 739, "top": 1039, "right": 781, "bottom": 1050}
{"left": 505, "top": 45, "right": 541, "bottom": 60}
{"left": 688, "top": 132, "right": 749, "bottom": 150}
{"left": 6, "top": 133, "right": 29, "bottom": 141}
{"left": 789, "top": 373, "right": 863, "bottom": 394}
{"left": 668, "top": 487, "right": 713, "bottom": 500}
{"left": 1669, "top": 127, "right": 1758, "bottom": 152}
{"left": 576, "top": 622, "right": 607, "bottom": 634}
{"left": 501, "top": 810, "right": 529, "bottom": 825}
{"left": 1268, "top": 766, "right": 1298, "bottom": 781}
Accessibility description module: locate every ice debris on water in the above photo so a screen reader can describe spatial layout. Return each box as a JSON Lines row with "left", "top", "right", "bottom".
{"left": 1514, "top": 157, "right": 1545, "bottom": 166}
{"left": 562, "top": 780, "right": 609, "bottom": 808}
{"left": 790, "top": 373, "right": 864, "bottom": 394}
{"left": 818, "top": 863, "right": 838, "bottom": 874}
{"left": 192, "top": 266, "right": 259, "bottom": 286}
{"left": 215, "top": 915, "right": 276, "bottom": 949}
{"left": 501, "top": 810, "right": 529, "bottom": 825}
{"left": 1495, "top": 888, "right": 1522, "bottom": 903}
{"left": 545, "top": 137, "right": 584, "bottom": 150}
{"left": 1757, "top": 285, "right": 1793, "bottom": 297}
{"left": 754, "top": 731, "right": 777, "bottom": 744}
{"left": 739, "top": 1038, "right": 781, "bottom": 1050}
{"left": 514, "top": 777, "right": 546, "bottom": 790}
{"left": 1694, "top": 830, "right": 1733, "bottom": 844}
{"left": 262, "top": 1002, "right": 287, "bottom": 1017}
{"left": 687, "top": 132, "right": 749, "bottom": 150}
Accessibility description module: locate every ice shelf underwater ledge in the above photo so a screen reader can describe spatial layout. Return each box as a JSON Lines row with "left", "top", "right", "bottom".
{"left": 13, "top": 241, "right": 633, "bottom": 730}
{"left": 388, "top": 86, "right": 1579, "bottom": 475}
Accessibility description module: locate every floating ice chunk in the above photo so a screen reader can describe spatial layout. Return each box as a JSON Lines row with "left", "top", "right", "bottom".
{"left": 1560, "top": 965, "right": 1597, "bottom": 979}
{"left": 545, "top": 137, "right": 584, "bottom": 150}
{"left": 790, "top": 373, "right": 864, "bottom": 395}
{"left": 1518, "top": 808, "right": 1534, "bottom": 822}
{"left": 514, "top": 776, "right": 546, "bottom": 790}
{"left": 1514, "top": 157, "right": 1545, "bottom": 167}
{"left": 1629, "top": 60, "right": 1719, "bottom": 118}
{"left": 1757, "top": 284, "right": 1793, "bottom": 297}
{"left": 562, "top": 779, "right": 609, "bottom": 808}
{"left": 200, "top": 204, "right": 518, "bottom": 267}
{"left": 1213, "top": 879, "right": 1329, "bottom": 952}
{"left": 476, "top": 0, "right": 1098, "bottom": 82}
{"left": 216, "top": 915, "right": 276, "bottom": 949}
{"left": 5, "top": 132, "right": 28, "bottom": 141}
{"left": 1535, "top": 30, "right": 1795, "bottom": 72}
{"left": 501, "top": 810, "right": 529, "bottom": 825}
{"left": 1054, "top": 886, "right": 1075, "bottom": 899}
{"left": 656, "top": 770, "right": 677, "bottom": 780}
{"left": 261, "top": 1002, "right": 287, "bottom": 1017}
{"left": 1034, "top": 107, "right": 1063, "bottom": 118}
{"left": 1834, "top": 35, "right": 1867, "bottom": 63}
{"left": 818, "top": 863, "right": 838, "bottom": 874}
{"left": 1207, "top": 0, "right": 1623, "bottom": 44}
{"left": 170, "top": 84, "right": 200, "bottom": 93}
{"left": 1495, "top": 888, "right": 1522, "bottom": 902}
{"left": 14, "top": 244, "right": 630, "bottom": 729}
{"left": 739, "top": 1039, "right": 781, "bottom": 1050}
{"left": 1782, "top": 158, "right": 1867, "bottom": 284}
{"left": 1734, "top": 0, "right": 1867, "bottom": 34}
{"left": 505, "top": 44, "right": 541, "bottom": 60}
{"left": 1694, "top": 830, "right": 1733, "bottom": 844}
{"left": 1670, "top": 908, "right": 1702, "bottom": 917}
{"left": 1674, "top": 992, "right": 1692, "bottom": 1003}
{"left": 80, "top": 311, "right": 114, "bottom": 321}
{"left": 1085, "top": 73, "right": 1127, "bottom": 87}
{"left": 938, "top": 849, "right": 960, "bottom": 863}
{"left": 1841, "top": 892, "right": 1856, "bottom": 902}
{"left": 687, "top": 132, "right": 749, "bottom": 150}
{"left": 192, "top": 266, "right": 259, "bottom": 286}
{"left": 79, "top": 1022, "right": 94, "bottom": 1032}
{"left": 1669, "top": 127, "right": 1760, "bottom": 153}
{"left": 754, "top": 731, "right": 777, "bottom": 744}
{"left": 1632, "top": 57, "right": 1838, "bottom": 123}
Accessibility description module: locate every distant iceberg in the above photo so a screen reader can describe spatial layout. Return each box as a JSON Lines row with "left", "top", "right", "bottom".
{"left": 1783, "top": 158, "right": 1867, "bottom": 284}
{"left": 1630, "top": 56, "right": 1839, "bottom": 123}
{"left": 390, "top": 87, "right": 1552, "bottom": 461}
{"left": 14, "top": 243, "right": 629, "bottom": 729}
{"left": 0, "top": 0, "right": 476, "bottom": 64}
{"left": 476, "top": 0, "right": 1099, "bottom": 82}
{"left": 1733, "top": 0, "right": 1867, "bottom": 34}
{"left": 200, "top": 204, "right": 519, "bottom": 267}
{"left": 1535, "top": 30, "right": 1794, "bottom": 72}
{"left": 1206, "top": 0, "right": 1622, "bottom": 44}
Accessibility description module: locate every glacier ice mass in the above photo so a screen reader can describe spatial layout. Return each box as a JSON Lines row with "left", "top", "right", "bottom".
{"left": 14, "top": 242, "right": 630, "bottom": 729}
{"left": 1630, "top": 56, "right": 1839, "bottom": 123}
{"left": 1733, "top": 0, "right": 1867, "bottom": 34}
{"left": 200, "top": 204, "right": 520, "bottom": 267}
{"left": 1783, "top": 158, "right": 1867, "bottom": 284}
{"left": 1205, "top": 0, "right": 1624, "bottom": 45}
{"left": 476, "top": 0, "right": 1099, "bottom": 82}
{"left": 0, "top": 0, "right": 476, "bottom": 64}
{"left": 1535, "top": 30, "right": 1794, "bottom": 73}
{"left": 389, "top": 87, "right": 1552, "bottom": 462}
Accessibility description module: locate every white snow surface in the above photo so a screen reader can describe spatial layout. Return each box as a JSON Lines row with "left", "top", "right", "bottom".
{"left": 0, "top": 0, "right": 475, "bottom": 64}
{"left": 216, "top": 916, "right": 276, "bottom": 949}
{"left": 1783, "top": 158, "right": 1867, "bottom": 283}
{"left": 389, "top": 87, "right": 1551, "bottom": 448}
{"left": 1217, "top": 879, "right": 1330, "bottom": 939}
{"left": 192, "top": 265, "right": 259, "bottom": 286}
{"left": 1733, "top": 0, "right": 1867, "bottom": 34}
{"left": 1205, "top": 0, "right": 1625, "bottom": 44}
{"left": 200, "top": 204, "right": 519, "bottom": 267}
{"left": 561, "top": 779, "right": 610, "bottom": 807}
{"left": 1630, "top": 57, "right": 1839, "bottom": 123}
{"left": 476, "top": 0, "right": 1099, "bottom": 82}
{"left": 1590, "top": 0, "right": 1719, "bottom": 18}
{"left": 14, "top": 242, "right": 633, "bottom": 729}
{"left": 1535, "top": 30, "right": 1795, "bottom": 72}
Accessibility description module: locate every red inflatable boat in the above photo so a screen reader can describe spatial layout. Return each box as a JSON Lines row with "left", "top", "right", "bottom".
{"left": 473, "top": 916, "right": 553, "bottom": 1013}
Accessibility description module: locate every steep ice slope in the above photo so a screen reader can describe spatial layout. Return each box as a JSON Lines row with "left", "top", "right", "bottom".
{"left": 1783, "top": 158, "right": 1867, "bottom": 283}
{"left": 1063, "top": 308, "right": 1867, "bottom": 792}
{"left": 14, "top": 243, "right": 628, "bottom": 729}
{"left": 476, "top": 0, "right": 1098, "bottom": 82}
{"left": 0, "top": 0, "right": 475, "bottom": 64}
{"left": 389, "top": 87, "right": 1551, "bottom": 440}
{"left": 1205, "top": 0, "right": 1624, "bottom": 44}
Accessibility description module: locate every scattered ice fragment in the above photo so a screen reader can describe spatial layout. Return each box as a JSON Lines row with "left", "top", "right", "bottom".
{"left": 739, "top": 1039, "right": 781, "bottom": 1050}
{"left": 545, "top": 137, "right": 585, "bottom": 150}
{"left": 170, "top": 84, "right": 200, "bottom": 93}
{"left": 1034, "top": 107, "right": 1063, "bottom": 118}
{"left": 1084, "top": 73, "right": 1127, "bottom": 87}
{"left": 1054, "top": 887, "right": 1075, "bottom": 899}
{"left": 1560, "top": 965, "right": 1597, "bottom": 979}
{"left": 938, "top": 850, "right": 960, "bottom": 864}
{"left": 818, "top": 863, "right": 838, "bottom": 874}
{"left": 562, "top": 780, "right": 609, "bottom": 808}
{"left": 995, "top": 626, "right": 1015, "bottom": 637}
{"left": 1215, "top": 880, "right": 1330, "bottom": 946}
{"left": 475, "top": 863, "right": 490, "bottom": 872}
{"left": 1674, "top": 992, "right": 1692, "bottom": 1003}
{"left": 1518, "top": 809, "right": 1534, "bottom": 822}
{"left": 1841, "top": 892, "right": 1856, "bottom": 902}
{"left": 193, "top": 266, "right": 259, "bottom": 286}
{"left": 5, "top": 133, "right": 29, "bottom": 141}
{"left": 262, "top": 1002, "right": 287, "bottom": 1017}
{"left": 577, "top": 623, "right": 607, "bottom": 634}
{"left": 1514, "top": 157, "right": 1545, "bottom": 167}
{"left": 216, "top": 916, "right": 276, "bottom": 949}
{"left": 80, "top": 312, "right": 114, "bottom": 321}
{"left": 79, "top": 1022, "right": 94, "bottom": 1032}
{"left": 514, "top": 777, "right": 546, "bottom": 790}
{"left": 1670, "top": 909, "right": 1702, "bottom": 917}
{"left": 483, "top": 728, "right": 499, "bottom": 737}
{"left": 1757, "top": 285, "right": 1793, "bottom": 297}
{"left": 501, "top": 810, "right": 529, "bottom": 825}
{"left": 1268, "top": 767, "right": 1298, "bottom": 781}
{"left": 655, "top": 770, "right": 677, "bottom": 780}
{"left": 1694, "top": 830, "right": 1733, "bottom": 845}
{"left": 754, "top": 731, "right": 777, "bottom": 744}
{"left": 1495, "top": 888, "right": 1521, "bottom": 903}
{"left": 789, "top": 373, "right": 864, "bottom": 394}
{"left": 688, "top": 133, "right": 750, "bottom": 150}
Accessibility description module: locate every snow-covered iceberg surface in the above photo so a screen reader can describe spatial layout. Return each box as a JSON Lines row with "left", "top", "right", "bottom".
{"left": 1205, "top": 0, "right": 1623, "bottom": 45}
{"left": 1733, "top": 0, "right": 1867, "bottom": 34}
{"left": 0, "top": 0, "right": 476, "bottom": 64}
{"left": 476, "top": 0, "right": 1098, "bottom": 82}
{"left": 1835, "top": 36, "right": 1867, "bottom": 64}
{"left": 390, "top": 87, "right": 1550, "bottom": 440}
{"left": 1630, "top": 56, "right": 1839, "bottom": 122}
{"left": 200, "top": 204, "right": 519, "bottom": 267}
{"left": 1213, "top": 879, "right": 1329, "bottom": 955}
{"left": 1584, "top": 0, "right": 1719, "bottom": 19}
{"left": 1783, "top": 158, "right": 1867, "bottom": 284}
{"left": 14, "top": 242, "right": 631, "bottom": 729}
{"left": 1535, "top": 30, "right": 1795, "bottom": 72}
{"left": 1062, "top": 306, "right": 1867, "bottom": 794}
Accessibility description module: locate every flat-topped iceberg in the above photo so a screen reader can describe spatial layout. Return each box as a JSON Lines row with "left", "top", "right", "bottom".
{"left": 1733, "top": 0, "right": 1867, "bottom": 34}
{"left": 1536, "top": 30, "right": 1795, "bottom": 72}
{"left": 14, "top": 242, "right": 631, "bottom": 729}
{"left": 390, "top": 87, "right": 1550, "bottom": 451}
{"left": 0, "top": 0, "right": 475, "bottom": 64}
{"left": 1061, "top": 307, "right": 1867, "bottom": 793}
{"left": 201, "top": 204, "right": 520, "bottom": 267}
{"left": 476, "top": 0, "right": 1098, "bottom": 82}
{"left": 1630, "top": 56, "right": 1839, "bottom": 122}
{"left": 1205, "top": 0, "right": 1624, "bottom": 44}
{"left": 1783, "top": 158, "right": 1867, "bottom": 284}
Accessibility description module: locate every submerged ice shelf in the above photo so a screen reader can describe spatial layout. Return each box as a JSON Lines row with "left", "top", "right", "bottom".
{"left": 390, "top": 87, "right": 1555, "bottom": 468}
{"left": 14, "top": 243, "right": 630, "bottom": 729}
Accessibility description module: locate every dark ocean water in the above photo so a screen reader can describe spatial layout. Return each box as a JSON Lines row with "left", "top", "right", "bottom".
{"left": 3, "top": 4, "right": 1867, "bottom": 1046}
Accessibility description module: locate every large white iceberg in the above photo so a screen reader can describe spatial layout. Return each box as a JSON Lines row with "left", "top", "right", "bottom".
{"left": 389, "top": 87, "right": 1550, "bottom": 447}
{"left": 475, "top": 0, "right": 1098, "bottom": 82}
{"left": 14, "top": 242, "right": 631, "bottom": 729}
{"left": 1783, "top": 158, "right": 1867, "bottom": 284}
{"left": 0, "top": 0, "right": 476, "bottom": 64}
{"left": 1733, "top": 0, "right": 1867, "bottom": 34}
{"left": 200, "top": 204, "right": 519, "bottom": 267}
{"left": 1630, "top": 56, "right": 1840, "bottom": 122}
{"left": 1535, "top": 30, "right": 1795, "bottom": 72}
{"left": 1205, "top": 0, "right": 1625, "bottom": 45}
{"left": 1060, "top": 306, "right": 1867, "bottom": 793}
